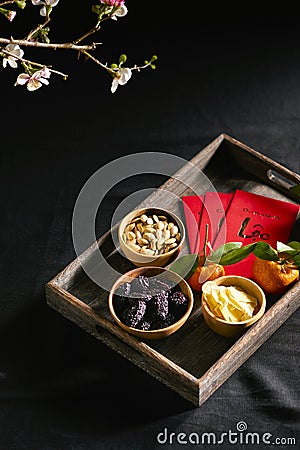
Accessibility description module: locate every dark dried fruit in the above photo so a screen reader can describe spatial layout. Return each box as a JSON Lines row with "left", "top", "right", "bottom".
{"left": 138, "top": 320, "right": 151, "bottom": 330}
{"left": 129, "top": 291, "right": 152, "bottom": 302}
{"left": 169, "top": 291, "right": 187, "bottom": 308}
{"left": 113, "top": 275, "right": 189, "bottom": 332}
{"left": 124, "top": 300, "right": 147, "bottom": 328}
{"left": 149, "top": 277, "right": 172, "bottom": 293}
{"left": 152, "top": 312, "right": 176, "bottom": 330}
{"left": 117, "top": 282, "right": 131, "bottom": 297}
{"left": 130, "top": 275, "right": 150, "bottom": 293}
{"left": 113, "top": 294, "right": 127, "bottom": 318}
{"left": 151, "top": 291, "right": 169, "bottom": 320}
{"left": 169, "top": 291, "right": 188, "bottom": 319}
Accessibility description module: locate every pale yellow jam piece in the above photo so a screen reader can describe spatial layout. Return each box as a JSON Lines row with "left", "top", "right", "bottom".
{"left": 202, "top": 281, "right": 258, "bottom": 322}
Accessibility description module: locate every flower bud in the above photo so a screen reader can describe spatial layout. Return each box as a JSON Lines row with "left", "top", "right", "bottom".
{"left": 119, "top": 54, "right": 127, "bottom": 64}
{"left": 15, "top": 0, "right": 26, "bottom": 9}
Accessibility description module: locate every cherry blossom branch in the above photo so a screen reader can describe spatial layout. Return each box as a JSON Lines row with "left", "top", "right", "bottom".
{"left": 0, "top": 37, "right": 99, "bottom": 51}
{"left": 0, "top": 0, "right": 158, "bottom": 92}
{"left": 0, "top": 1, "right": 15, "bottom": 6}
{"left": 1, "top": 47, "right": 68, "bottom": 77}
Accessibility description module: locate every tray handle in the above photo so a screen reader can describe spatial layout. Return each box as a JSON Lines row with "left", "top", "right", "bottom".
{"left": 266, "top": 169, "right": 300, "bottom": 200}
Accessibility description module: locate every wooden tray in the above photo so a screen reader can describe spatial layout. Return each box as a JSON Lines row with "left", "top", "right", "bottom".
{"left": 45, "top": 134, "right": 300, "bottom": 406}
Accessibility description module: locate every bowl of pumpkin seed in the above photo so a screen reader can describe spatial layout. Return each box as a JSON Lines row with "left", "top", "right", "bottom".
{"left": 118, "top": 207, "right": 185, "bottom": 267}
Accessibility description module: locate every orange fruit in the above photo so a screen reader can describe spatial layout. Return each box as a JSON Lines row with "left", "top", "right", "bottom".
{"left": 252, "top": 257, "right": 299, "bottom": 295}
{"left": 187, "top": 256, "right": 225, "bottom": 292}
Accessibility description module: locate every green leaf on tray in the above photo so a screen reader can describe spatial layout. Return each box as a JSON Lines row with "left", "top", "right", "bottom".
{"left": 287, "top": 241, "right": 300, "bottom": 252}
{"left": 292, "top": 254, "right": 300, "bottom": 267}
{"left": 218, "top": 243, "right": 256, "bottom": 265}
{"left": 253, "top": 241, "right": 280, "bottom": 261}
{"left": 169, "top": 253, "right": 199, "bottom": 280}
{"left": 289, "top": 183, "right": 300, "bottom": 198}
{"left": 207, "top": 242, "right": 242, "bottom": 263}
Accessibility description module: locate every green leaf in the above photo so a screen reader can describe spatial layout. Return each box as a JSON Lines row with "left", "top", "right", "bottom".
{"left": 289, "top": 183, "right": 300, "bottom": 198}
{"left": 110, "top": 63, "right": 118, "bottom": 69}
{"left": 92, "top": 4, "right": 101, "bottom": 15}
{"left": 151, "top": 55, "right": 158, "bottom": 61}
{"left": 219, "top": 243, "right": 256, "bottom": 265}
{"left": 292, "top": 254, "right": 300, "bottom": 267}
{"left": 207, "top": 242, "right": 242, "bottom": 263}
{"left": 253, "top": 241, "right": 279, "bottom": 261}
{"left": 276, "top": 241, "right": 300, "bottom": 259}
{"left": 169, "top": 254, "right": 199, "bottom": 280}
{"left": 150, "top": 64, "right": 156, "bottom": 69}
{"left": 287, "top": 241, "right": 300, "bottom": 251}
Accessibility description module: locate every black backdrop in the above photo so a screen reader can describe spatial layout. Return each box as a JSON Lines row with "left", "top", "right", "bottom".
{"left": 0, "top": 1, "right": 299, "bottom": 449}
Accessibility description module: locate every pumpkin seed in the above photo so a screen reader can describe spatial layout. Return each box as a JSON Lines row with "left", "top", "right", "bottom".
{"left": 137, "top": 238, "right": 149, "bottom": 246}
{"left": 170, "top": 225, "right": 178, "bottom": 237}
{"left": 164, "top": 237, "right": 177, "bottom": 245}
{"left": 127, "top": 242, "right": 141, "bottom": 252}
{"left": 143, "top": 232, "right": 156, "bottom": 241}
{"left": 126, "top": 230, "right": 136, "bottom": 241}
{"left": 140, "top": 248, "right": 155, "bottom": 255}
{"left": 140, "top": 214, "right": 148, "bottom": 223}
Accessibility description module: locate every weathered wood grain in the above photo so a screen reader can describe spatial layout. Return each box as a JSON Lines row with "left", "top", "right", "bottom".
{"left": 45, "top": 133, "right": 300, "bottom": 406}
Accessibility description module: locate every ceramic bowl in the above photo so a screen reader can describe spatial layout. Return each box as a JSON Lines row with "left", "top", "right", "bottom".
{"left": 201, "top": 275, "right": 266, "bottom": 338}
{"left": 108, "top": 266, "right": 194, "bottom": 340}
{"left": 118, "top": 207, "right": 185, "bottom": 267}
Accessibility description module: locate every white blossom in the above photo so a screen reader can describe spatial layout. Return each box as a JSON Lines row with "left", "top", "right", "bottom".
{"left": 111, "top": 4, "right": 128, "bottom": 20}
{"left": 111, "top": 67, "right": 132, "bottom": 93}
{"left": 15, "top": 67, "right": 51, "bottom": 91}
{"left": 3, "top": 44, "right": 24, "bottom": 69}
{"left": 31, "top": 0, "right": 59, "bottom": 17}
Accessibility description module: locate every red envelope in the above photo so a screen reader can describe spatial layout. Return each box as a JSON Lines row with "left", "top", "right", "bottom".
{"left": 182, "top": 194, "right": 205, "bottom": 253}
{"left": 213, "top": 190, "right": 299, "bottom": 278}
{"left": 182, "top": 192, "right": 233, "bottom": 253}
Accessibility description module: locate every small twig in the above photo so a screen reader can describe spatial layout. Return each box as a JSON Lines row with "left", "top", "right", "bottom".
{"left": 0, "top": 1, "right": 14, "bottom": 6}
{"left": 131, "top": 61, "right": 152, "bottom": 72}
{"left": 81, "top": 49, "right": 113, "bottom": 74}
{"left": 26, "top": 16, "right": 50, "bottom": 41}
{"left": 203, "top": 224, "right": 209, "bottom": 262}
{"left": 73, "top": 21, "right": 101, "bottom": 45}
{"left": 81, "top": 49, "right": 153, "bottom": 75}
{"left": 1, "top": 48, "right": 68, "bottom": 78}
{"left": 0, "top": 37, "right": 99, "bottom": 51}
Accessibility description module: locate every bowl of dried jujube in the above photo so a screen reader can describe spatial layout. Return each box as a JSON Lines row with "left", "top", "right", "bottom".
{"left": 108, "top": 266, "right": 194, "bottom": 339}
{"left": 118, "top": 207, "right": 185, "bottom": 267}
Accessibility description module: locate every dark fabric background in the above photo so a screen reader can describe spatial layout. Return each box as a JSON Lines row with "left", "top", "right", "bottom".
{"left": 0, "top": 2, "right": 299, "bottom": 449}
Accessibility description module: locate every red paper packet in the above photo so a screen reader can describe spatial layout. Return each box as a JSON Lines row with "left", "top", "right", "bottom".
{"left": 213, "top": 190, "right": 299, "bottom": 278}
{"left": 182, "top": 194, "right": 204, "bottom": 253}
{"left": 182, "top": 192, "right": 233, "bottom": 253}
